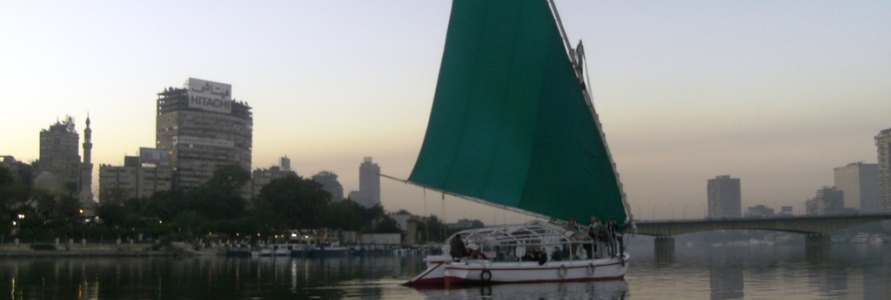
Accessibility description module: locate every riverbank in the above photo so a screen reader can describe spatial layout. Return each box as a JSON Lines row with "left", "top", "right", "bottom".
{"left": 0, "top": 241, "right": 217, "bottom": 258}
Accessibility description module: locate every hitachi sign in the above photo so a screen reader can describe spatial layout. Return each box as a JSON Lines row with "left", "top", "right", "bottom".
{"left": 189, "top": 95, "right": 232, "bottom": 113}
{"left": 185, "top": 78, "right": 233, "bottom": 114}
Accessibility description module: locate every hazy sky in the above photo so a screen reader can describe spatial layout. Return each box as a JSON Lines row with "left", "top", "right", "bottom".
{"left": 2, "top": 1, "right": 889, "bottom": 224}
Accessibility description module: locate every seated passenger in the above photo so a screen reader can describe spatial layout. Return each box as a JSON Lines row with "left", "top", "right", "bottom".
{"left": 551, "top": 246, "right": 563, "bottom": 261}
{"left": 537, "top": 249, "right": 548, "bottom": 265}
{"left": 493, "top": 246, "right": 505, "bottom": 261}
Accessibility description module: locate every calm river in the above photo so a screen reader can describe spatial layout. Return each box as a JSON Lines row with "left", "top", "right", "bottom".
{"left": 0, "top": 241, "right": 889, "bottom": 299}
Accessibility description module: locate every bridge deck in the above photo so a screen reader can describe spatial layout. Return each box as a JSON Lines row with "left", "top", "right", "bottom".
{"left": 633, "top": 214, "right": 891, "bottom": 236}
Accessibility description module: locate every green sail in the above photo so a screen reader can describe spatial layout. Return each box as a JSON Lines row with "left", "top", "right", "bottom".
{"left": 409, "top": 0, "right": 627, "bottom": 226}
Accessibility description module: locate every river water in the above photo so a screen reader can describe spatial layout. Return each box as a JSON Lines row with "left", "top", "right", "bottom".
{"left": 0, "top": 241, "right": 889, "bottom": 299}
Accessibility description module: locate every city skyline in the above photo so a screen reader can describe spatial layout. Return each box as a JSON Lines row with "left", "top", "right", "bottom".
{"left": 2, "top": 1, "right": 890, "bottom": 222}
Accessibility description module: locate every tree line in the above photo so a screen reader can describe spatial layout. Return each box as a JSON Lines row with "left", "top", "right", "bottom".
{"left": 0, "top": 165, "right": 404, "bottom": 244}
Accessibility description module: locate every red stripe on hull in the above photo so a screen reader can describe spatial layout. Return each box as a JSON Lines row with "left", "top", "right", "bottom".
{"left": 426, "top": 275, "right": 625, "bottom": 286}
{"left": 447, "top": 259, "right": 629, "bottom": 272}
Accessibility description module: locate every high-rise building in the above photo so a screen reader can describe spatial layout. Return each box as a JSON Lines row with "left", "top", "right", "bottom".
{"left": 156, "top": 78, "right": 252, "bottom": 190}
{"left": 35, "top": 116, "right": 81, "bottom": 194}
{"left": 98, "top": 148, "right": 172, "bottom": 203}
{"left": 312, "top": 171, "right": 343, "bottom": 201}
{"left": 252, "top": 157, "right": 296, "bottom": 197}
{"left": 348, "top": 157, "right": 381, "bottom": 208}
{"left": 707, "top": 175, "right": 741, "bottom": 218}
{"left": 280, "top": 156, "right": 291, "bottom": 172}
{"left": 805, "top": 186, "right": 845, "bottom": 216}
{"left": 359, "top": 157, "right": 381, "bottom": 206}
{"left": 877, "top": 128, "right": 891, "bottom": 213}
{"left": 833, "top": 162, "right": 879, "bottom": 212}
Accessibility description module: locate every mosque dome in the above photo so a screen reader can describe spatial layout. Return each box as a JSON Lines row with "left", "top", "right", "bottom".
{"left": 33, "top": 171, "right": 60, "bottom": 194}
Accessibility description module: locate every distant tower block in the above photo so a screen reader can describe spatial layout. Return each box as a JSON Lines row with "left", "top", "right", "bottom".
{"left": 280, "top": 156, "right": 291, "bottom": 172}
{"left": 833, "top": 162, "right": 878, "bottom": 212}
{"left": 707, "top": 175, "right": 741, "bottom": 218}
{"left": 37, "top": 116, "right": 80, "bottom": 194}
{"left": 312, "top": 171, "right": 343, "bottom": 201}
{"left": 359, "top": 157, "right": 381, "bottom": 207}
{"left": 877, "top": 128, "right": 891, "bottom": 213}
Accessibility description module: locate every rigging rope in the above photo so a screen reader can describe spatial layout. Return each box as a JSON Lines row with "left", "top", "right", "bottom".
{"left": 423, "top": 188, "right": 429, "bottom": 244}
{"left": 441, "top": 193, "right": 446, "bottom": 242}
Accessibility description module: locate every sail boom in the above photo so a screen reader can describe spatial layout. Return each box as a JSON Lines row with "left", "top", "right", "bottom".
{"left": 380, "top": 174, "right": 551, "bottom": 222}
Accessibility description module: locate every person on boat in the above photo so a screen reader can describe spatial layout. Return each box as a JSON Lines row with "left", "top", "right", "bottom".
{"left": 575, "top": 244, "right": 587, "bottom": 260}
{"left": 526, "top": 247, "right": 538, "bottom": 262}
{"left": 615, "top": 222, "right": 625, "bottom": 257}
{"left": 449, "top": 236, "right": 466, "bottom": 261}
{"left": 587, "top": 216, "right": 600, "bottom": 259}
{"left": 551, "top": 246, "right": 563, "bottom": 261}
{"left": 538, "top": 248, "right": 548, "bottom": 265}
{"left": 493, "top": 246, "right": 505, "bottom": 261}
{"left": 608, "top": 220, "right": 618, "bottom": 258}
{"left": 598, "top": 220, "right": 612, "bottom": 258}
{"left": 567, "top": 218, "right": 581, "bottom": 231}
{"left": 466, "top": 244, "right": 488, "bottom": 260}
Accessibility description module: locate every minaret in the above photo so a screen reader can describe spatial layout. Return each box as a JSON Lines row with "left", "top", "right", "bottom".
{"left": 79, "top": 114, "right": 95, "bottom": 213}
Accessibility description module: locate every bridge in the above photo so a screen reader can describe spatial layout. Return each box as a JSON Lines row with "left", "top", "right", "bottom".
{"left": 630, "top": 214, "right": 891, "bottom": 257}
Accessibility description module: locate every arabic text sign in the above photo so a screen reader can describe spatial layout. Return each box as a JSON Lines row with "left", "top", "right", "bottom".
{"left": 185, "top": 78, "right": 232, "bottom": 114}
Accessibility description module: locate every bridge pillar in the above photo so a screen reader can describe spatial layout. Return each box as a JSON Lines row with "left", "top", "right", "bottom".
{"left": 654, "top": 236, "right": 674, "bottom": 262}
{"left": 804, "top": 234, "right": 830, "bottom": 262}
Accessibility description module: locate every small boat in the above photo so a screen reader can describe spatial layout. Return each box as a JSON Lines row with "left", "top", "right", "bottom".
{"left": 851, "top": 233, "right": 870, "bottom": 243}
{"left": 397, "top": 0, "right": 634, "bottom": 286}
{"left": 302, "top": 243, "right": 349, "bottom": 258}
{"left": 408, "top": 221, "right": 628, "bottom": 285}
{"left": 257, "top": 244, "right": 298, "bottom": 257}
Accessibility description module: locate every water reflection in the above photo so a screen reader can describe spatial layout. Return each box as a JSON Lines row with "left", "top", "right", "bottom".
{"left": 0, "top": 243, "right": 887, "bottom": 299}
{"left": 709, "top": 262, "right": 743, "bottom": 299}
{"left": 413, "top": 280, "right": 629, "bottom": 299}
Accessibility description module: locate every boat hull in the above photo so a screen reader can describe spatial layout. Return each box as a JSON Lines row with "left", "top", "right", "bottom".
{"left": 408, "top": 253, "right": 629, "bottom": 285}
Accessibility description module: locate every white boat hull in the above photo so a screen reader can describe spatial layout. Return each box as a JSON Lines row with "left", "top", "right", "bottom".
{"left": 408, "top": 253, "right": 628, "bottom": 285}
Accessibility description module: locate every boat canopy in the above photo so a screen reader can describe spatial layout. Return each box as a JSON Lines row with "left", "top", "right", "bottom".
{"left": 450, "top": 220, "right": 591, "bottom": 248}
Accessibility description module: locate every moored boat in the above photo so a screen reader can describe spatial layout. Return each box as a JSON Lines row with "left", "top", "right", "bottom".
{"left": 851, "top": 233, "right": 870, "bottom": 243}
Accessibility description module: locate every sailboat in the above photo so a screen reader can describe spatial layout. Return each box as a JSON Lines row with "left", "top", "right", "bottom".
{"left": 400, "top": 0, "right": 634, "bottom": 285}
